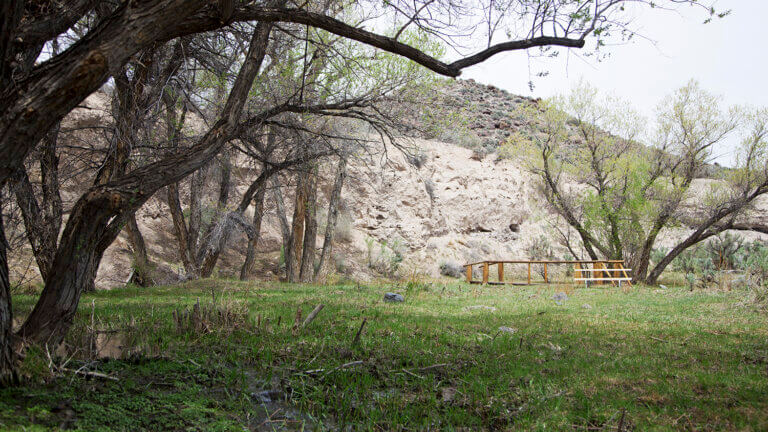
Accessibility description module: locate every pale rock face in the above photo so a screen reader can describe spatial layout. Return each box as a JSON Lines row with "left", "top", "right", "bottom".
{"left": 342, "top": 138, "right": 544, "bottom": 278}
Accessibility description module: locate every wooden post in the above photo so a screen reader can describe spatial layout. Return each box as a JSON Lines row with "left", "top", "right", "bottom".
{"left": 497, "top": 262, "right": 504, "bottom": 284}
{"left": 575, "top": 263, "right": 581, "bottom": 281}
{"left": 482, "top": 262, "right": 489, "bottom": 285}
{"left": 544, "top": 263, "right": 548, "bottom": 283}
{"left": 466, "top": 265, "right": 472, "bottom": 283}
{"left": 527, "top": 263, "right": 531, "bottom": 285}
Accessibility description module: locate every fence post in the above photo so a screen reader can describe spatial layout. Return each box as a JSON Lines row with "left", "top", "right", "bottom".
{"left": 482, "top": 262, "right": 489, "bottom": 285}
{"left": 544, "top": 263, "right": 548, "bottom": 283}
{"left": 497, "top": 262, "right": 504, "bottom": 284}
{"left": 466, "top": 265, "right": 472, "bottom": 283}
{"left": 527, "top": 263, "right": 531, "bottom": 285}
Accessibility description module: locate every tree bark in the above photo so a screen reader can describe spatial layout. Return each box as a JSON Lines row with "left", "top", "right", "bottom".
{"left": 315, "top": 157, "right": 346, "bottom": 280}
{"left": 239, "top": 180, "right": 268, "bottom": 280}
{"left": 0, "top": 192, "right": 19, "bottom": 387}
{"left": 288, "top": 173, "right": 307, "bottom": 282}
{"left": 166, "top": 183, "right": 196, "bottom": 273}
{"left": 299, "top": 166, "right": 318, "bottom": 282}
{"left": 125, "top": 213, "right": 153, "bottom": 286}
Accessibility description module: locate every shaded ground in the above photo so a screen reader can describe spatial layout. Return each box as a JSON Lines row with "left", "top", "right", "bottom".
{"left": 2, "top": 281, "right": 767, "bottom": 430}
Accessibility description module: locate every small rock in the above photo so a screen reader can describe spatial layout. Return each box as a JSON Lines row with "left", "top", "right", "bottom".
{"left": 659, "top": 284, "right": 668, "bottom": 290}
{"left": 384, "top": 293, "right": 405, "bottom": 302}
{"left": 581, "top": 303, "right": 592, "bottom": 310}
{"left": 441, "top": 387, "right": 457, "bottom": 403}
{"left": 547, "top": 342, "right": 563, "bottom": 353}
{"left": 552, "top": 292, "right": 568, "bottom": 305}
{"left": 465, "top": 305, "right": 497, "bottom": 312}
{"left": 498, "top": 326, "right": 517, "bottom": 334}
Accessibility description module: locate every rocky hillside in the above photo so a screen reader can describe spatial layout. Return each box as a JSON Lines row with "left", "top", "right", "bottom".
{"left": 7, "top": 79, "right": 767, "bottom": 287}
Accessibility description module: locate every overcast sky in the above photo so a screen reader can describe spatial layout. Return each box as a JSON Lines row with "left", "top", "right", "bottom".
{"left": 459, "top": 0, "right": 764, "bottom": 165}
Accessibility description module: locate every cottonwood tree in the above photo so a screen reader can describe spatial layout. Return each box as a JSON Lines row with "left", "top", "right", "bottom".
{"left": 517, "top": 81, "right": 768, "bottom": 284}
{"left": 0, "top": 0, "right": 721, "bottom": 385}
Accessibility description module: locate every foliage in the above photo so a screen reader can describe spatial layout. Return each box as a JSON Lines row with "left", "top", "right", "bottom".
{"left": 366, "top": 236, "right": 405, "bottom": 277}
{"left": 511, "top": 79, "right": 768, "bottom": 283}
{"left": 705, "top": 232, "right": 744, "bottom": 270}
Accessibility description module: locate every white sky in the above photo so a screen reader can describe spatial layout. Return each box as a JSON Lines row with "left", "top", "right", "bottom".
{"left": 459, "top": 0, "right": 766, "bottom": 165}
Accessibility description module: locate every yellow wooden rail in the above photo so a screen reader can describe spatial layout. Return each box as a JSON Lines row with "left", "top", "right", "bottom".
{"left": 463, "top": 260, "right": 632, "bottom": 287}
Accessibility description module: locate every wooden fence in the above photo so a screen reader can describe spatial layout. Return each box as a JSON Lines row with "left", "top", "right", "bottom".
{"left": 463, "top": 260, "right": 632, "bottom": 286}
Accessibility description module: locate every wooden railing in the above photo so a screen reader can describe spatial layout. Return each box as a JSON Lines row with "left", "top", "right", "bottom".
{"left": 463, "top": 260, "right": 631, "bottom": 286}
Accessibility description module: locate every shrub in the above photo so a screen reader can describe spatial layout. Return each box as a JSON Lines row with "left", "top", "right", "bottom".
{"left": 367, "top": 237, "right": 405, "bottom": 278}
{"left": 739, "top": 242, "right": 768, "bottom": 308}
{"left": 527, "top": 236, "right": 555, "bottom": 279}
{"left": 439, "top": 260, "right": 464, "bottom": 278}
{"left": 705, "top": 233, "right": 744, "bottom": 270}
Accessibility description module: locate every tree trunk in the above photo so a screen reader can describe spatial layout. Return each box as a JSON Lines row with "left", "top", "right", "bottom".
{"left": 299, "top": 166, "right": 318, "bottom": 282}
{"left": 0, "top": 194, "right": 19, "bottom": 387}
{"left": 166, "top": 183, "right": 196, "bottom": 274}
{"left": 271, "top": 176, "right": 292, "bottom": 278}
{"left": 16, "top": 190, "right": 126, "bottom": 346}
{"left": 288, "top": 174, "right": 307, "bottom": 282}
{"left": 125, "top": 213, "right": 153, "bottom": 286}
{"left": 187, "top": 167, "right": 206, "bottom": 266}
{"left": 315, "top": 157, "right": 346, "bottom": 280}
{"left": 239, "top": 185, "right": 267, "bottom": 280}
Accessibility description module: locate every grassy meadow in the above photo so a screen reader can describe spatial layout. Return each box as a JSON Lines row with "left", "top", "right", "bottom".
{"left": 1, "top": 280, "right": 767, "bottom": 431}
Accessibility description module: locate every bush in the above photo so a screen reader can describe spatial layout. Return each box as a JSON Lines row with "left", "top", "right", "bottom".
{"left": 439, "top": 260, "right": 464, "bottom": 278}
{"left": 527, "top": 236, "right": 555, "bottom": 279}
{"left": 366, "top": 237, "right": 405, "bottom": 278}
{"left": 739, "top": 242, "right": 768, "bottom": 308}
{"left": 705, "top": 233, "right": 744, "bottom": 270}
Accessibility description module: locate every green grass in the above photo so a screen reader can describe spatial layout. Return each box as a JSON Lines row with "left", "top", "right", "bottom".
{"left": 2, "top": 281, "right": 767, "bottom": 431}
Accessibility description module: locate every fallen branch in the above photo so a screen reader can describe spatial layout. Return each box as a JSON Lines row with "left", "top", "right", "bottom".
{"left": 302, "top": 304, "right": 325, "bottom": 328}
{"left": 400, "top": 368, "right": 424, "bottom": 379}
{"left": 322, "top": 360, "right": 364, "bottom": 378}
{"left": 351, "top": 318, "right": 367, "bottom": 347}
{"left": 64, "top": 368, "right": 119, "bottom": 382}
{"left": 416, "top": 363, "right": 449, "bottom": 373}
{"left": 298, "top": 360, "right": 365, "bottom": 378}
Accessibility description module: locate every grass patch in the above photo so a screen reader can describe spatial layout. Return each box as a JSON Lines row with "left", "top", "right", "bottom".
{"left": 2, "top": 281, "right": 767, "bottom": 430}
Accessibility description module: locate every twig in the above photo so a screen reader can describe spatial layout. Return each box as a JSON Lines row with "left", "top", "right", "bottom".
{"left": 649, "top": 336, "right": 666, "bottom": 343}
{"left": 322, "top": 360, "right": 363, "bottom": 378}
{"left": 617, "top": 408, "right": 626, "bottom": 432}
{"left": 416, "top": 363, "right": 448, "bottom": 373}
{"left": 400, "top": 368, "right": 424, "bottom": 379}
{"left": 302, "top": 304, "right": 325, "bottom": 328}
{"left": 63, "top": 368, "right": 119, "bottom": 382}
{"left": 351, "top": 318, "right": 367, "bottom": 347}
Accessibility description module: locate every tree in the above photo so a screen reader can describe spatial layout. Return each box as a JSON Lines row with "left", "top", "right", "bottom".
{"left": 517, "top": 80, "right": 768, "bottom": 284}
